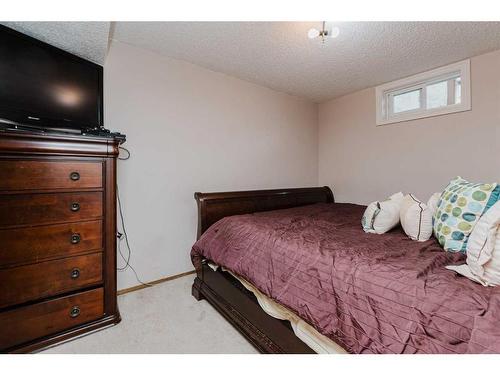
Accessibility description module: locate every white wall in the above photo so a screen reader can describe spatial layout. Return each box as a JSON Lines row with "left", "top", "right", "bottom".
{"left": 104, "top": 41, "right": 319, "bottom": 290}
{"left": 318, "top": 49, "right": 500, "bottom": 206}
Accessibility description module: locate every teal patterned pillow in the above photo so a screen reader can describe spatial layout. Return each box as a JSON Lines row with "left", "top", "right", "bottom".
{"left": 433, "top": 176, "right": 500, "bottom": 253}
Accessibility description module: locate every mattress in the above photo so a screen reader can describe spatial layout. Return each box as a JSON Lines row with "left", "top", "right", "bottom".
{"left": 192, "top": 202, "right": 500, "bottom": 353}
{"left": 208, "top": 262, "right": 346, "bottom": 354}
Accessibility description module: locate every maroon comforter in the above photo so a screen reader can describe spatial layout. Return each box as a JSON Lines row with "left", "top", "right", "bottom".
{"left": 191, "top": 203, "right": 500, "bottom": 354}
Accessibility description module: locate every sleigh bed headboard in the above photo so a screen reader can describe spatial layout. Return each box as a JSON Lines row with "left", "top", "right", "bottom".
{"left": 194, "top": 186, "right": 334, "bottom": 239}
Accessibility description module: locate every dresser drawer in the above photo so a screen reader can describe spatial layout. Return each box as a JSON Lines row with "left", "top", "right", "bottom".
{"left": 0, "top": 220, "right": 102, "bottom": 267}
{"left": 0, "top": 192, "right": 102, "bottom": 228}
{"left": 0, "top": 160, "right": 103, "bottom": 191}
{"left": 0, "top": 288, "right": 104, "bottom": 351}
{"left": 0, "top": 253, "right": 102, "bottom": 308}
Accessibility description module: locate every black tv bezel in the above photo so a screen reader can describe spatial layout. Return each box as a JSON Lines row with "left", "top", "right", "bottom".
{"left": 0, "top": 25, "right": 104, "bottom": 131}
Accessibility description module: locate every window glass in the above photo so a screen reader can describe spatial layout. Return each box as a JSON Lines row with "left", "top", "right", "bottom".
{"left": 455, "top": 77, "right": 462, "bottom": 104}
{"left": 427, "top": 80, "right": 448, "bottom": 109}
{"left": 392, "top": 89, "right": 421, "bottom": 114}
{"left": 376, "top": 59, "right": 470, "bottom": 125}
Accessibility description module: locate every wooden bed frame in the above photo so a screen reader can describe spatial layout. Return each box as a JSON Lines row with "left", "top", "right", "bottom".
{"left": 191, "top": 186, "right": 335, "bottom": 353}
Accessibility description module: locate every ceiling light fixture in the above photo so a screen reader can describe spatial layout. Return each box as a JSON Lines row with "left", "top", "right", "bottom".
{"left": 308, "top": 22, "right": 340, "bottom": 43}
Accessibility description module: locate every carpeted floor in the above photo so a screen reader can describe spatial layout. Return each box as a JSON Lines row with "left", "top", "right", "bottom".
{"left": 41, "top": 274, "right": 258, "bottom": 354}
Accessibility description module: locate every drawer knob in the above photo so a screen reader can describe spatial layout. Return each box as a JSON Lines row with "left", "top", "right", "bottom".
{"left": 70, "top": 306, "right": 81, "bottom": 318}
{"left": 70, "top": 171, "right": 80, "bottom": 181}
{"left": 71, "top": 233, "right": 81, "bottom": 244}
{"left": 70, "top": 202, "right": 80, "bottom": 212}
{"left": 70, "top": 268, "right": 81, "bottom": 279}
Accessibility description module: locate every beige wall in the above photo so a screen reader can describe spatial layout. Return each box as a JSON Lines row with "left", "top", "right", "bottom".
{"left": 319, "top": 49, "right": 500, "bottom": 206}
{"left": 106, "top": 41, "right": 499, "bottom": 289}
{"left": 105, "top": 41, "right": 318, "bottom": 290}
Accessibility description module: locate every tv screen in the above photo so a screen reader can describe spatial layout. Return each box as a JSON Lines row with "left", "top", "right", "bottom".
{"left": 0, "top": 26, "right": 103, "bottom": 130}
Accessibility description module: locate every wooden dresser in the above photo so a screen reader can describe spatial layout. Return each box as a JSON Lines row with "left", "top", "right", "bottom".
{"left": 0, "top": 129, "right": 124, "bottom": 353}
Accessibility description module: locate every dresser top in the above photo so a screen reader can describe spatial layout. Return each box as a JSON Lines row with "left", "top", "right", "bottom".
{"left": 0, "top": 128, "right": 125, "bottom": 157}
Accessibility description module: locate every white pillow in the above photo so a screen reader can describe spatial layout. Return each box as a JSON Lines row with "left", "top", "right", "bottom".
{"left": 427, "top": 192, "right": 441, "bottom": 216}
{"left": 362, "top": 192, "right": 404, "bottom": 234}
{"left": 446, "top": 200, "right": 500, "bottom": 286}
{"left": 400, "top": 194, "right": 433, "bottom": 241}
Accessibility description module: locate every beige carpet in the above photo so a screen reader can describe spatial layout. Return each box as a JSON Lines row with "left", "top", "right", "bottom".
{"left": 42, "top": 274, "right": 258, "bottom": 354}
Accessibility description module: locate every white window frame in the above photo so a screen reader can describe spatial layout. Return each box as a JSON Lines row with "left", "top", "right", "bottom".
{"left": 376, "top": 59, "right": 471, "bottom": 126}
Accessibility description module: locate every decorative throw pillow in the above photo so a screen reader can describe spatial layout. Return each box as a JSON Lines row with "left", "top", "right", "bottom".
{"left": 433, "top": 176, "right": 500, "bottom": 253}
{"left": 446, "top": 200, "right": 500, "bottom": 286}
{"left": 427, "top": 192, "right": 441, "bottom": 217}
{"left": 400, "top": 194, "right": 433, "bottom": 241}
{"left": 362, "top": 192, "right": 404, "bottom": 234}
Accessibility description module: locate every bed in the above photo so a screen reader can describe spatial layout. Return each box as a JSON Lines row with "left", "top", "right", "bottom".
{"left": 190, "top": 187, "right": 500, "bottom": 354}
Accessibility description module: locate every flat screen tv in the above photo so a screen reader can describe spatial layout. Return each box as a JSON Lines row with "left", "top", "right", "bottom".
{"left": 0, "top": 25, "right": 103, "bottom": 131}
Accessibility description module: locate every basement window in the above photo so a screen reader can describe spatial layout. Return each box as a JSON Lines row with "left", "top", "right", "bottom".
{"left": 376, "top": 59, "right": 470, "bottom": 126}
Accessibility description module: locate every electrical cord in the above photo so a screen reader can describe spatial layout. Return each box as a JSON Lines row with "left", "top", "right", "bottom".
{"left": 117, "top": 184, "right": 153, "bottom": 287}
{"left": 118, "top": 146, "right": 130, "bottom": 160}
{"left": 116, "top": 146, "right": 153, "bottom": 287}
{"left": 116, "top": 186, "right": 131, "bottom": 271}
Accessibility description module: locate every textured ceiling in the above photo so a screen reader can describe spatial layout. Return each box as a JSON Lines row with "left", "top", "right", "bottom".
{"left": 112, "top": 22, "right": 500, "bottom": 102}
{"left": 1, "top": 21, "right": 110, "bottom": 64}
{"left": 2, "top": 22, "right": 500, "bottom": 102}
